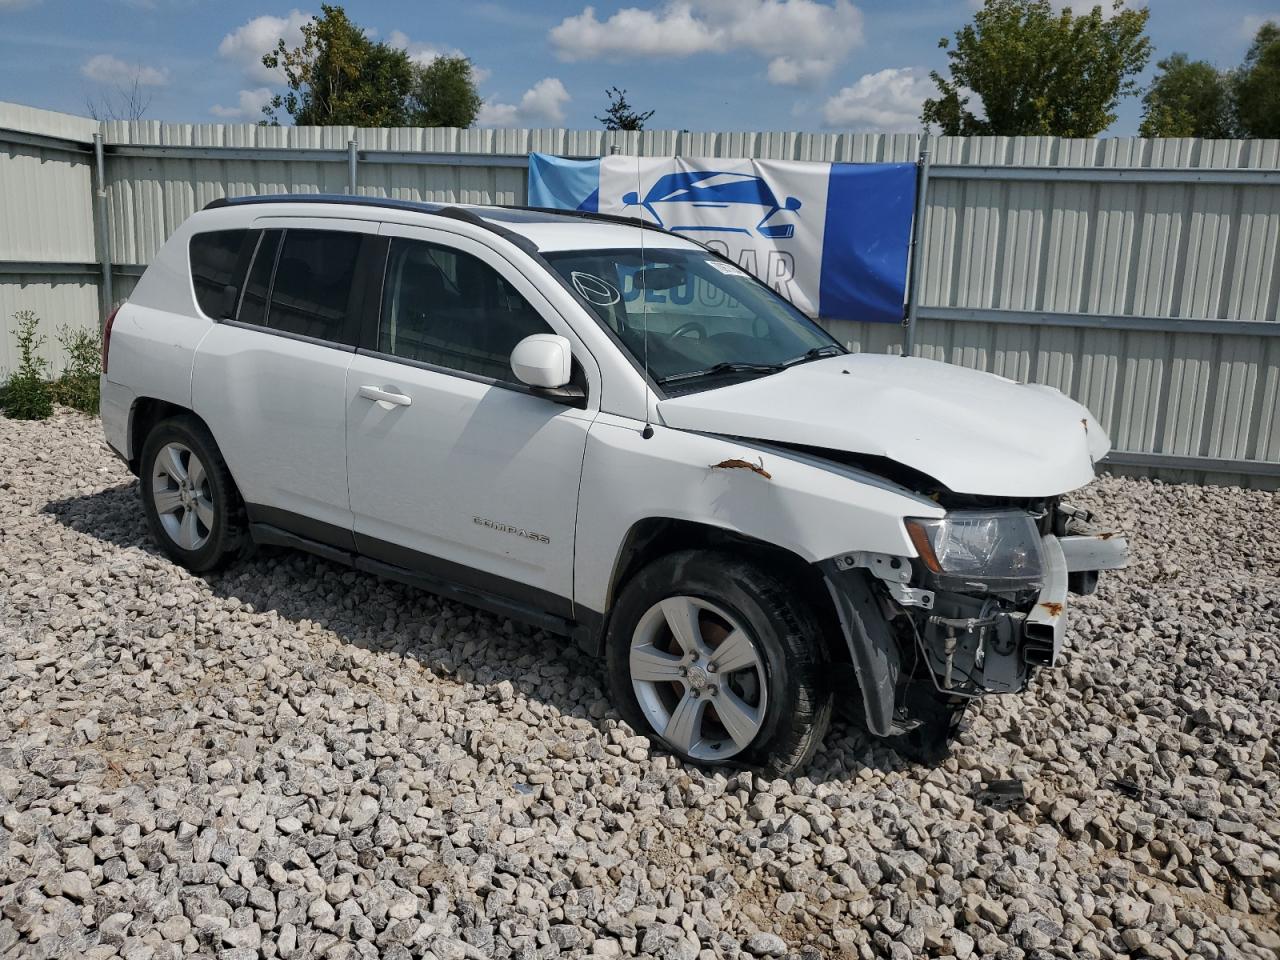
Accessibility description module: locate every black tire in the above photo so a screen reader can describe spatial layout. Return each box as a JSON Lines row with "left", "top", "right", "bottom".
{"left": 605, "top": 550, "right": 833, "bottom": 777}
{"left": 139, "top": 415, "right": 246, "bottom": 573}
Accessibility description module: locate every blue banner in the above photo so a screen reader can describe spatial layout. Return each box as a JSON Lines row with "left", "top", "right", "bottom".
{"left": 528, "top": 153, "right": 916, "bottom": 324}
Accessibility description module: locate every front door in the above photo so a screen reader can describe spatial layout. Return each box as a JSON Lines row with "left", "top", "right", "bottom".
{"left": 344, "top": 223, "right": 597, "bottom": 616}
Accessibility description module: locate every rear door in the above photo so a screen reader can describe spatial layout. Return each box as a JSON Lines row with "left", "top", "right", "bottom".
{"left": 191, "top": 218, "right": 380, "bottom": 544}
{"left": 344, "top": 222, "right": 598, "bottom": 613}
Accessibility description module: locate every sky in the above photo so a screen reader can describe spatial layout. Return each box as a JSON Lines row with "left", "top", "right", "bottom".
{"left": 1, "top": 0, "right": 1277, "bottom": 135}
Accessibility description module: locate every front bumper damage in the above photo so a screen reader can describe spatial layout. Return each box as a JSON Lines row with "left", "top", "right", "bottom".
{"left": 822, "top": 510, "right": 1128, "bottom": 739}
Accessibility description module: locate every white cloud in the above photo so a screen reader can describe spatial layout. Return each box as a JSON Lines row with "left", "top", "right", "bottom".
{"left": 81, "top": 54, "right": 169, "bottom": 87}
{"left": 210, "top": 87, "right": 274, "bottom": 120}
{"left": 549, "top": 0, "right": 863, "bottom": 86}
{"left": 550, "top": 3, "right": 720, "bottom": 58}
{"left": 822, "top": 66, "right": 931, "bottom": 131}
{"left": 1241, "top": 12, "right": 1280, "bottom": 39}
{"left": 387, "top": 28, "right": 451, "bottom": 66}
{"left": 476, "top": 101, "right": 518, "bottom": 126}
{"left": 386, "top": 29, "right": 491, "bottom": 82}
{"left": 768, "top": 56, "right": 836, "bottom": 86}
{"left": 477, "top": 77, "right": 571, "bottom": 126}
{"left": 218, "top": 10, "right": 310, "bottom": 84}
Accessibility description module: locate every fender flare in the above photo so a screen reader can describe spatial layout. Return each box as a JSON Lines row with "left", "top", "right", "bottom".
{"left": 820, "top": 561, "right": 903, "bottom": 738}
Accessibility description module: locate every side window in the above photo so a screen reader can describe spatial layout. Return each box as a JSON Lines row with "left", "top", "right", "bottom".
{"left": 378, "top": 237, "right": 553, "bottom": 383}
{"left": 189, "top": 229, "right": 252, "bottom": 319}
{"left": 238, "top": 230, "right": 282, "bottom": 328}
{"left": 264, "top": 229, "right": 363, "bottom": 343}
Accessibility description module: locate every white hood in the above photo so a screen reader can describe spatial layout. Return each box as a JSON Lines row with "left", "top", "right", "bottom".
{"left": 657, "top": 354, "right": 1110, "bottom": 498}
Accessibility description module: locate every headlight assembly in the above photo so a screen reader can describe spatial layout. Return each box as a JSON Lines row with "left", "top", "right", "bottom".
{"left": 904, "top": 510, "right": 1044, "bottom": 592}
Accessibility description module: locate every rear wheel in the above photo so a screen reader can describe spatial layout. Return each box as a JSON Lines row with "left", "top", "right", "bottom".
{"left": 140, "top": 416, "right": 245, "bottom": 572}
{"left": 605, "top": 550, "right": 832, "bottom": 776}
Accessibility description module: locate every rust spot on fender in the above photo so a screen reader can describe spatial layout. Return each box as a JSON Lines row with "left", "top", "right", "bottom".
{"left": 1040, "top": 601, "right": 1064, "bottom": 617}
{"left": 710, "top": 457, "right": 772, "bottom": 480}
{"left": 1081, "top": 418, "right": 1089, "bottom": 432}
{"left": 1097, "top": 531, "right": 1116, "bottom": 540}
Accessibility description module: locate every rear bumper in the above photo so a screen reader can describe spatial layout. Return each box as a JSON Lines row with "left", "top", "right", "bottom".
{"left": 99, "top": 376, "right": 134, "bottom": 464}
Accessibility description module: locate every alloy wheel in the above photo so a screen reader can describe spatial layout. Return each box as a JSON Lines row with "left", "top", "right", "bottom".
{"left": 629, "top": 595, "right": 768, "bottom": 761}
{"left": 151, "top": 441, "right": 214, "bottom": 551}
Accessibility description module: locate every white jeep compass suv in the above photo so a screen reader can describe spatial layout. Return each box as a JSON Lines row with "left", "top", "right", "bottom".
{"left": 100, "top": 195, "right": 1127, "bottom": 775}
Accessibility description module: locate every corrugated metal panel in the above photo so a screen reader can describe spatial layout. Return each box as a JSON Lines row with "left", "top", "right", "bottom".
{"left": 0, "top": 277, "right": 100, "bottom": 379}
{"left": 0, "top": 143, "right": 96, "bottom": 262}
{"left": 0, "top": 100, "right": 98, "bottom": 142}
{"left": 3, "top": 104, "right": 1279, "bottom": 483}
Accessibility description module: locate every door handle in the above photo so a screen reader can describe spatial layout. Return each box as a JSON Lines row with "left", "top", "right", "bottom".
{"left": 358, "top": 385, "right": 413, "bottom": 408}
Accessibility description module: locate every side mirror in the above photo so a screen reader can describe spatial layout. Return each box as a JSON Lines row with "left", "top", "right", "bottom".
{"left": 784, "top": 196, "right": 802, "bottom": 212}
{"left": 511, "top": 334, "right": 572, "bottom": 389}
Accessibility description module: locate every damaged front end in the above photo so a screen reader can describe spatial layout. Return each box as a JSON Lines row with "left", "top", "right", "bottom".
{"left": 821, "top": 500, "right": 1127, "bottom": 743}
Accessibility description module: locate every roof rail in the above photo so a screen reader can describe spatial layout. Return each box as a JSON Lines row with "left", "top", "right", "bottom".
{"left": 200, "top": 193, "right": 539, "bottom": 255}
{"left": 433, "top": 206, "right": 539, "bottom": 256}
{"left": 202, "top": 193, "right": 441, "bottom": 216}
{"left": 511, "top": 205, "right": 678, "bottom": 239}
{"left": 197, "top": 194, "right": 732, "bottom": 263}
{"left": 505, "top": 204, "right": 744, "bottom": 270}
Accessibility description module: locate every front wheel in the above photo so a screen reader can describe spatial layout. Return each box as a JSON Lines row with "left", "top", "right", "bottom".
{"left": 605, "top": 550, "right": 832, "bottom": 777}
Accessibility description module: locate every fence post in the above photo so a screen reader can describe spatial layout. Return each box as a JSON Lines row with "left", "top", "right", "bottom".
{"left": 347, "top": 139, "right": 358, "bottom": 194}
{"left": 92, "top": 132, "right": 112, "bottom": 322}
{"left": 902, "top": 147, "right": 931, "bottom": 357}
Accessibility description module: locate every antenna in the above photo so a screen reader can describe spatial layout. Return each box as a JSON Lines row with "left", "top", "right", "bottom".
{"left": 637, "top": 150, "right": 654, "bottom": 439}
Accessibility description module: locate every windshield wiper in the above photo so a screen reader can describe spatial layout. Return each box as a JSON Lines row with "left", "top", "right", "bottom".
{"left": 657, "top": 361, "right": 784, "bottom": 385}
{"left": 781, "top": 344, "right": 845, "bottom": 368}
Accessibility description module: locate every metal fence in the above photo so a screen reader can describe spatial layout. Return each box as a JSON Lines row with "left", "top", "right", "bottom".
{"left": 2, "top": 100, "right": 1278, "bottom": 487}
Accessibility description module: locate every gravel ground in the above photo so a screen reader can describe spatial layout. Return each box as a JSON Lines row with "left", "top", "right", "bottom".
{"left": 1, "top": 408, "right": 1278, "bottom": 960}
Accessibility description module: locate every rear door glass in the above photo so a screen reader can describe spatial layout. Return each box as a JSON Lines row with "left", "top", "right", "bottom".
{"left": 265, "top": 230, "right": 363, "bottom": 343}
{"left": 237, "top": 230, "right": 282, "bottom": 329}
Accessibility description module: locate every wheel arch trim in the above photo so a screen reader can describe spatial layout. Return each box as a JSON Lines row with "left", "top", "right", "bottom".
{"left": 589, "top": 516, "right": 845, "bottom": 662}
{"left": 820, "top": 559, "right": 903, "bottom": 738}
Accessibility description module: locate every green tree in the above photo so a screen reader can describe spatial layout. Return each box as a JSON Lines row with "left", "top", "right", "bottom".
{"left": 1232, "top": 21, "right": 1280, "bottom": 139}
{"left": 407, "top": 56, "right": 482, "bottom": 128}
{"left": 262, "top": 5, "right": 414, "bottom": 126}
{"left": 921, "top": 0, "right": 1152, "bottom": 137}
{"left": 595, "top": 87, "right": 654, "bottom": 131}
{"left": 1138, "top": 54, "right": 1234, "bottom": 138}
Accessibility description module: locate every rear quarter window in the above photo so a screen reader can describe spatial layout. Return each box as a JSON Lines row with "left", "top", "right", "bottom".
{"left": 189, "top": 229, "right": 253, "bottom": 319}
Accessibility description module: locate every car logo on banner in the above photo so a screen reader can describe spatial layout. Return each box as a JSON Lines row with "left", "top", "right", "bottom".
{"left": 622, "top": 171, "right": 803, "bottom": 240}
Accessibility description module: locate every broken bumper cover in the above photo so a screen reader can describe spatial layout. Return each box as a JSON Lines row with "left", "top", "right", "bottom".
{"left": 823, "top": 526, "right": 1130, "bottom": 734}
{"left": 1024, "top": 535, "right": 1068, "bottom": 666}
{"left": 1025, "top": 527, "right": 1129, "bottom": 665}
{"left": 1060, "top": 530, "right": 1129, "bottom": 574}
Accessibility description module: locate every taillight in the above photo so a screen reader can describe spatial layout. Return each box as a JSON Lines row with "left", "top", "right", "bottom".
{"left": 102, "top": 304, "right": 121, "bottom": 376}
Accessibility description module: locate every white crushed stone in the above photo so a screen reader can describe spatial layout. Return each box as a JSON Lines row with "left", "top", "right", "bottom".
{"left": 1, "top": 408, "right": 1277, "bottom": 959}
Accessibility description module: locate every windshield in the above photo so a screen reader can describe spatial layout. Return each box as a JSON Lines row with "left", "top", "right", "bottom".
{"left": 543, "top": 247, "right": 842, "bottom": 392}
